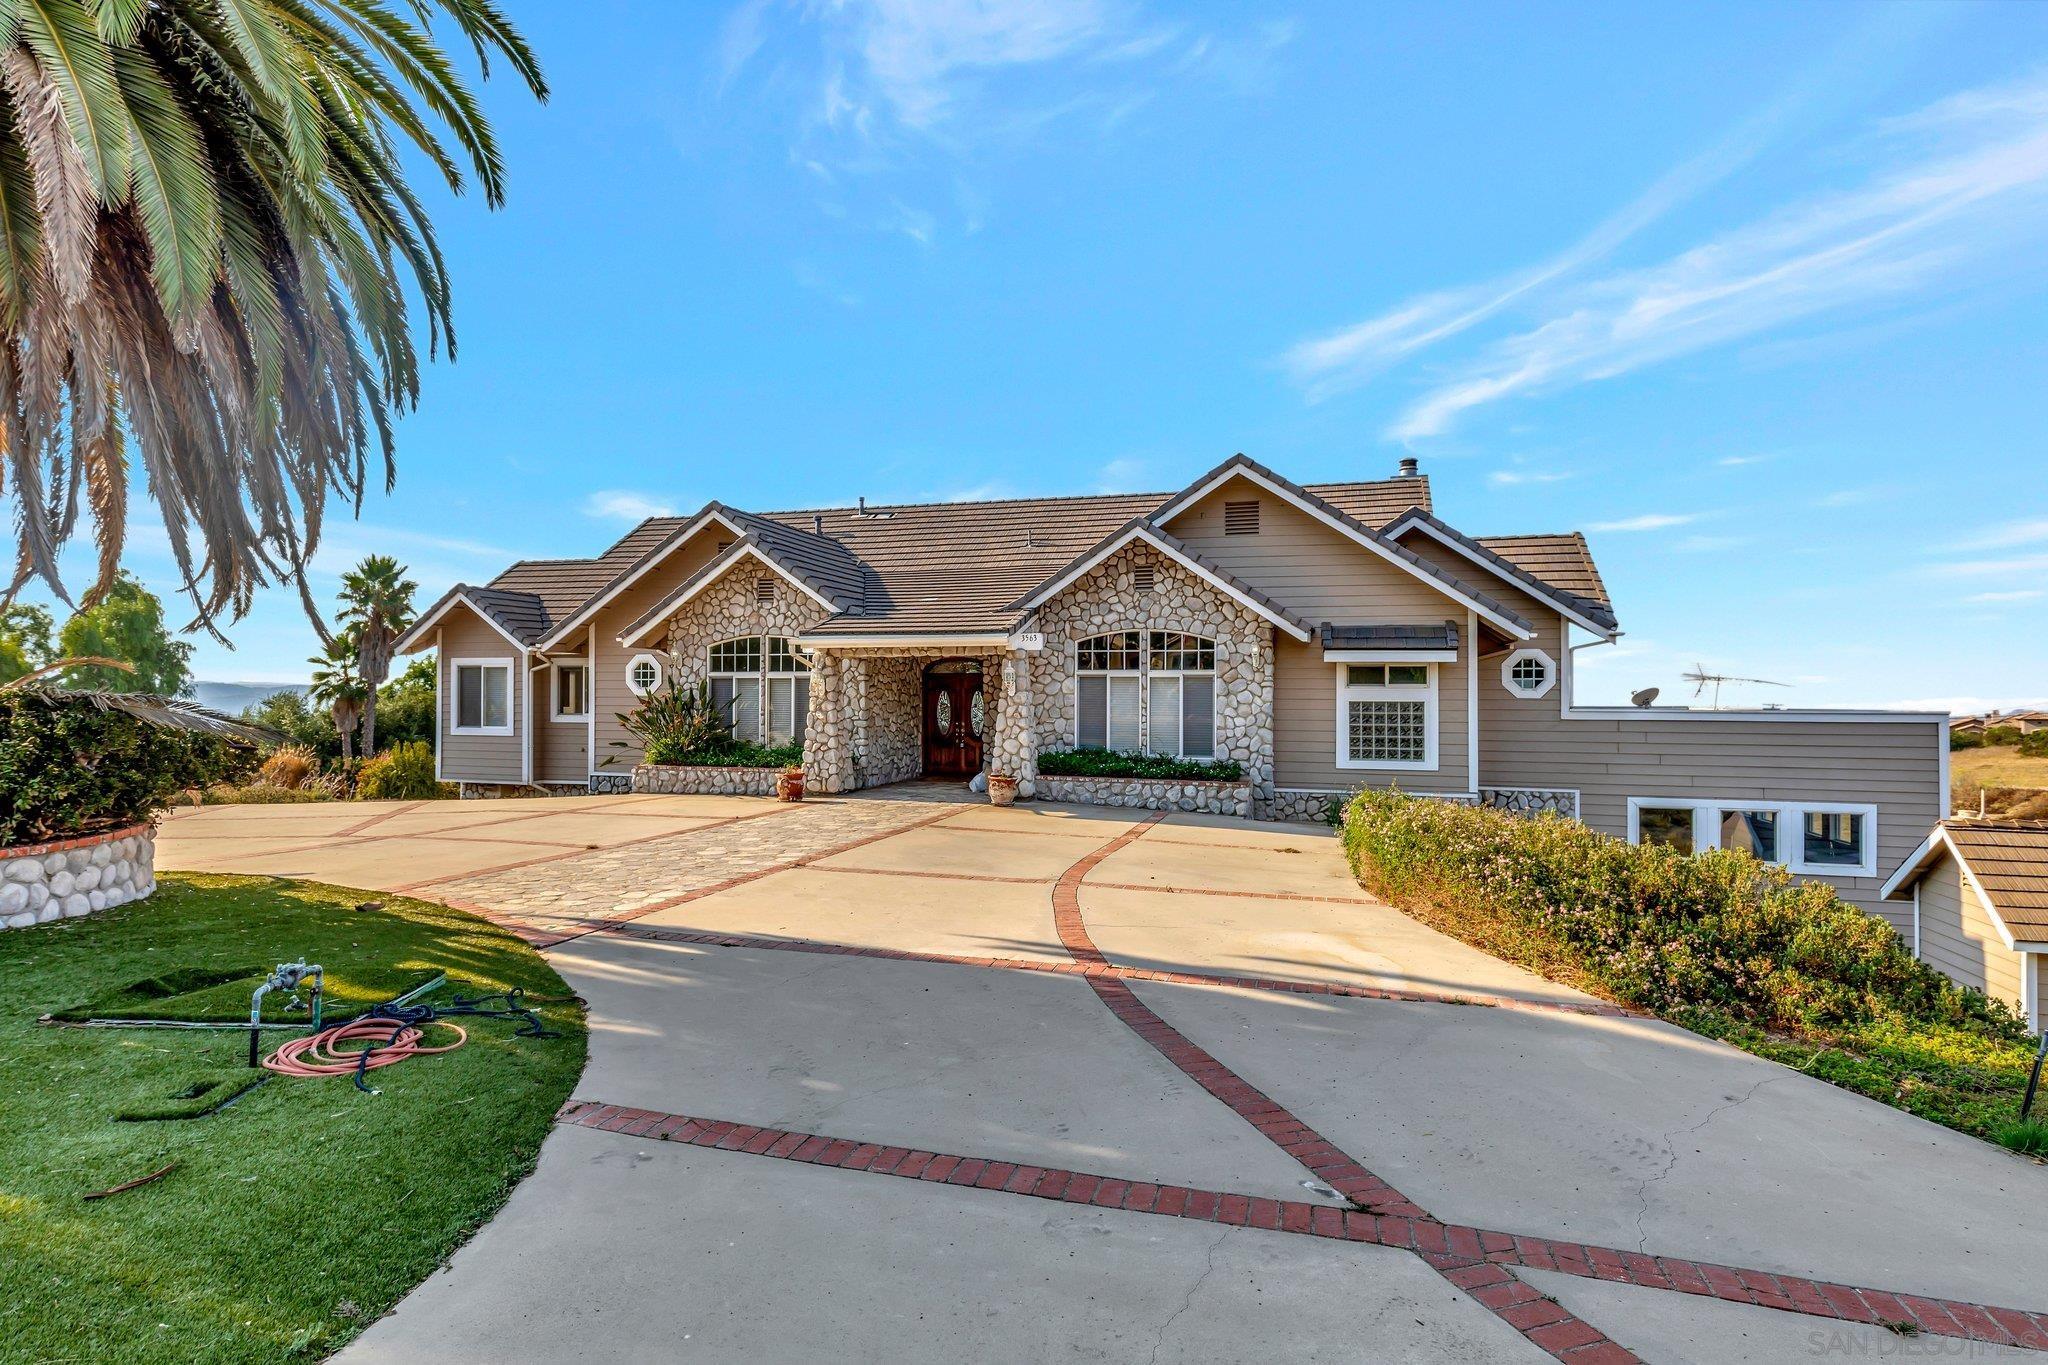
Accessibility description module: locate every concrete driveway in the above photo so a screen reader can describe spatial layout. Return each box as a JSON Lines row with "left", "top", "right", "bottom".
{"left": 158, "top": 791, "right": 2048, "bottom": 1363}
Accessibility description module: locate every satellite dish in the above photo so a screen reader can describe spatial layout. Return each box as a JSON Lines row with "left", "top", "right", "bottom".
{"left": 1630, "top": 687, "right": 1660, "bottom": 708}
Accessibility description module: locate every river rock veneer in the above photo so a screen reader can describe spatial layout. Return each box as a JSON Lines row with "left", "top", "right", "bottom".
{"left": 0, "top": 825, "right": 156, "bottom": 930}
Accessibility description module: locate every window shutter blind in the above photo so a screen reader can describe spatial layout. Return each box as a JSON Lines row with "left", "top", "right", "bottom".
{"left": 1108, "top": 676, "right": 1141, "bottom": 751}
{"left": 457, "top": 668, "right": 481, "bottom": 729}
{"left": 1148, "top": 676, "right": 1180, "bottom": 755}
{"left": 793, "top": 677, "right": 810, "bottom": 745}
{"left": 1077, "top": 675, "right": 1107, "bottom": 748}
{"left": 482, "top": 668, "right": 509, "bottom": 729}
{"left": 1182, "top": 676, "right": 1215, "bottom": 757}
{"left": 710, "top": 677, "right": 734, "bottom": 731}
{"left": 734, "top": 678, "right": 761, "bottom": 741}
{"left": 767, "top": 677, "right": 794, "bottom": 743}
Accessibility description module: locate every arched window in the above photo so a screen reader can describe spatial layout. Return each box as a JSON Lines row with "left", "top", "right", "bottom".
{"left": 709, "top": 636, "right": 810, "bottom": 744}
{"left": 1073, "top": 630, "right": 1216, "bottom": 758}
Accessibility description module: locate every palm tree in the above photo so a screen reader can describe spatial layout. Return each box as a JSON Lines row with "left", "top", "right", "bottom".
{"left": 307, "top": 632, "right": 366, "bottom": 762}
{"left": 337, "top": 554, "right": 416, "bottom": 754}
{"left": 0, "top": 3, "right": 544, "bottom": 631}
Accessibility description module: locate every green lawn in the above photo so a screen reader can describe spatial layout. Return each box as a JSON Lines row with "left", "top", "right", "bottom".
{"left": 0, "top": 874, "right": 586, "bottom": 1364}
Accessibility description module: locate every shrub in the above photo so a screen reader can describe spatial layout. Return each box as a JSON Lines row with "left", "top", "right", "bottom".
{"left": 2020, "top": 730, "right": 2048, "bottom": 758}
{"left": 610, "top": 678, "right": 801, "bottom": 768}
{"left": 1983, "top": 725, "right": 2021, "bottom": 748}
{"left": 355, "top": 741, "right": 453, "bottom": 800}
{"left": 1949, "top": 730, "right": 1983, "bottom": 751}
{"left": 186, "top": 783, "right": 335, "bottom": 805}
{"left": 0, "top": 692, "right": 254, "bottom": 844}
{"left": 1037, "top": 749, "right": 1245, "bottom": 781}
{"left": 257, "top": 743, "right": 321, "bottom": 790}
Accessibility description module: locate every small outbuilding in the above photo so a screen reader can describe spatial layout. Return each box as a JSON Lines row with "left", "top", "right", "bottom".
{"left": 1882, "top": 821, "right": 2048, "bottom": 1029}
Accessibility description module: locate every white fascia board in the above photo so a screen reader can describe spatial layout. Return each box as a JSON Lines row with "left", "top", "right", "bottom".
{"left": 1952, "top": 846, "right": 2022, "bottom": 952}
{"left": 1562, "top": 706, "right": 1949, "bottom": 724}
{"left": 616, "top": 542, "right": 837, "bottom": 647}
{"left": 1878, "top": 827, "right": 1946, "bottom": 900}
{"left": 1015, "top": 524, "right": 1313, "bottom": 641}
{"left": 1386, "top": 514, "right": 1618, "bottom": 639}
{"left": 795, "top": 633, "right": 1013, "bottom": 650}
{"left": 400, "top": 591, "right": 528, "bottom": 655}
{"left": 1324, "top": 648, "right": 1459, "bottom": 663}
{"left": 1149, "top": 463, "right": 1532, "bottom": 640}
{"left": 535, "top": 508, "right": 748, "bottom": 652}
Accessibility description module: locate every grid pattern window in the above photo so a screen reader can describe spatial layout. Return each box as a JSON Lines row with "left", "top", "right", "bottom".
{"left": 553, "top": 662, "right": 589, "bottom": 720}
{"left": 1145, "top": 631, "right": 1216, "bottom": 758}
{"left": 1075, "top": 631, "right": 1141, "bottom": 751}
{"left": 1627, "top": 800, "right": 1875, "bottom": 876}
{"left": 626, "top": 653, "right": 664, "bottom": 698}
{"left": 453, "top": 661, "right": 512, "bottom": 733}
{"left": 1336, "top": 663, "right": 1436, "bottom": 769}
{"left": 1077, "top": 631, "right": 1140, "bottom": 672}
{"left": 709, "top": 636, "right": 809, "bottom": 746}
{"left": 1510, "top": 656, "right": 1545, "bottom": 690}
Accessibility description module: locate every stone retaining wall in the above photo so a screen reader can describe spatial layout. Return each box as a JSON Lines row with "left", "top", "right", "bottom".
{"left": 1034, "top": 775, "right": 1251, "bottom": 817}
{"left": 1260, "top": 789, "right": 1350, "bottom": 825}
{"left": 1, "top": 824, "right": 156, "bottom": 930}
{"left": 631, "top": 763, "right": 783, "bottom": 797}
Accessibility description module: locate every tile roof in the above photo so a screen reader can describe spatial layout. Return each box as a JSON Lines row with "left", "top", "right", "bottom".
{"left": 417, "top": 465, "right": 1607, "bottom": 648}
{"left": 1319, "top": 622, "right": 1460, "bottom": 651}
{"left": 1389, "top": 509, "right": 1618, "bottom": 629}
{"left": 1941, "top": 821, "right": 2048, "bottom": 937}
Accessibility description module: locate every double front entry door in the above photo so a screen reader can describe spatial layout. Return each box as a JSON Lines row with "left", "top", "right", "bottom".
{"left": 922, "top": 662, "right": 984, "bottom": 778}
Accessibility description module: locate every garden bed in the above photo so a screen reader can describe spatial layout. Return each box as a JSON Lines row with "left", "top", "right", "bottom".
{"left": 0, "top": 873, "right": 586, "bottom": 1362}
{"left": 1341, "top": 789, "right": 2046, "bottom": 1152}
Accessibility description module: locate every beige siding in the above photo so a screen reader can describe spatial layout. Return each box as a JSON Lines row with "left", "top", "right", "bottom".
{"left": 533, "top": 658, "right": 589, "bottom": 783}
{"left": 1916, "top": 857, "right": 2025, "bottom": 1012}
{"left": 588, "top": 533, "right": 724, "bottom": 773}
{"left": 1165, "top": 477, "right": 1470, "bottom": 791}
{"left": 436, "top": 607, "right": 524, "bottom": 785}
{"left": 2032, "top": 954, "right": 2043, "bottom": 1029}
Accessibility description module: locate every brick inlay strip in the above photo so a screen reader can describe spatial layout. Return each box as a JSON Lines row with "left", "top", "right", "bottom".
{"left": 557, "top": 1101, "right": 2048, "bottom": 1353}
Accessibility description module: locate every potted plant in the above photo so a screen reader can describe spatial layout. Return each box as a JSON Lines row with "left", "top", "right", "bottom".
{"left": 988, "top": 773, "right": 1018, "bottom": 807}
{"left": 776, "top": 765, "right": 805, "bottom": 802}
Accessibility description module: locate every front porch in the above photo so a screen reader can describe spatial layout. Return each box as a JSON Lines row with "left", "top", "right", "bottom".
{"left": 800, "top": 644, "right": 1039, "bottom": 797}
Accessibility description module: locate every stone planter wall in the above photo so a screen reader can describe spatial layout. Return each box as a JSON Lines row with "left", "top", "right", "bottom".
{"left": 631, "top": 763, "right": 783, "bottom": 797}
{"left": 1, "top": 824, "right": 155, "bottom": 930}
{"left": 1034, "top": 775, "right": 1252, "bottom": 818}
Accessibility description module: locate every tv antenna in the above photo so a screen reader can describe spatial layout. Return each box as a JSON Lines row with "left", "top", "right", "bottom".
{"left": 1682, "top": 663, "right": 1789, "bottom": 709}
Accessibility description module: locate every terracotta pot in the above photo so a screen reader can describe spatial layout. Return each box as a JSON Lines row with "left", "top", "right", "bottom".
{"left": 775, "top": 768, "right": 805, "bottom": 802}
{"left": 988, "top": 774, "right": 1018, "bottom": 807}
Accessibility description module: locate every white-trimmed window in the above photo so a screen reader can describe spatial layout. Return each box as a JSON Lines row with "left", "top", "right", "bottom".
{"left": 552, "top": 659, "right": 589, "bottom": 721}
{"left": 1146, "top": 632, "right": 1216, "bottom": 759}
{"left": 1626, "top": 798, "right": 1877, "bottom": 877}
{"left": 1337, "top": 663, "right": 1437, "bottom": 769}
{"left": 1501, "top": 646, "right": 1556, "bottom": 700}
{"left": 451, "top": 658, "right": 513, "bottom": 735}
{"left": 625, "top": 652, "right": 665, "bottom": 699}
{"left": 709, "top": 635, "right": 810, "bottom": 745}
{"left": 1075, "top": 631, "right": 1141, "bottom": 751}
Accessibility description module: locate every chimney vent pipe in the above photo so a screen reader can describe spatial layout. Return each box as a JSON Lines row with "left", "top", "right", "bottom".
{"left": 1398, "top": 457, "right": 1419, "bottom": 478}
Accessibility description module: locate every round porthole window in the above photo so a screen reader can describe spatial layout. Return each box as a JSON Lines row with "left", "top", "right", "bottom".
{"left": 626, "top": 652, "right": 665, "bottom": 698}
{"left": 1500, "top": 647, "right": 1556, "bottom": 700}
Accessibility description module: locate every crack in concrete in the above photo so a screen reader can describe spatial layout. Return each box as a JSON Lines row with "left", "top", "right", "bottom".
{"left": 1633, "top": 1075, "right": 1777, "bottom": 1252}
{"left": 1148, "top": 1224, "right": 1231, "bottom": 1365}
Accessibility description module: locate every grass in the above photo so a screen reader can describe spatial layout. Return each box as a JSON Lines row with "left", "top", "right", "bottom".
{"left": 0, "top": 873, "right": 586, "bottom": 1363}
{"left": 1950, "top": 744, "right": 2048, "bottom": 817}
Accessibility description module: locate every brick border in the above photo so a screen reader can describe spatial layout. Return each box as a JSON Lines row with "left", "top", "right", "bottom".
{"left": 0, "top": 822, "right": 152, "bottom": 862}
{"left": 557, "top": 1100, "right": 2048, "bottom": 1355}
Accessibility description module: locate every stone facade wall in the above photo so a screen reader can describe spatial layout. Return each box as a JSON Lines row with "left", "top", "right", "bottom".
{"left": 1478, "top": 787, "right": 1580, "bottom": 819}
{"left": 1261, "top": 788, "right": 1351, "bottom": 825}
{"left": 657, "top": 563, "right": 832, "bottom": 693}
{"left": 1035, "top": 775, "right": 1251, "bottom": 818}
{"left": 804, "top": 645, "right": 1006, "bottom": 794}
{"left": 458, "top": 782, "right": 584, "bottom": 800}
{"left": 1027, "top": 543, "right": 1275, "bottom": 802}
{"left": 1, "top": 824, "right": 156, "bottom": 930}
{"left": 630, "top": 764, "right": 783, "bottom": 797}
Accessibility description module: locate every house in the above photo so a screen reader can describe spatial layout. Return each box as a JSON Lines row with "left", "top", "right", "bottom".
{"left": 1880, "top": 822, "right": 2048, "bottom": 1028}
{"left": 393, "top": 453, "right": 1945, "bottom": 922}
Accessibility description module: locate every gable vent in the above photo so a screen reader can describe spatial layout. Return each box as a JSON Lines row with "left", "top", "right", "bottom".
{"left": 755, "top": 576, "right": 777, "bottom": 603}
{"left": 1223, "top": 500, "right": 1261, "bottom": 535}
{"left": 716, "top": 539, "right": 732, "bottom": 553}
{"left": 1132, "top": 564, "right": 1156, "bottom": 592}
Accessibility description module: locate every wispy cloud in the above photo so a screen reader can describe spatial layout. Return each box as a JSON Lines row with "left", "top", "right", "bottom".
{"left": 1094, "top": 457, "right": 1150, "bottom": 493}
{"left": 1815, "top": 485, "right": 1901, "bottom": 508}
{"left": 1487, "top": 468, "right": 1571, "bottom": 487}
{"left": 1588, "top": 513, "right": 1700, "bottom": 533}
{"left": 1716, "top": 453, "right": 1772, "bottom": 468}
{"left": 583, "top": 490, "right": 678, "bottom": 522}
{"left": 1281, "top": 67, "right": 2048, "bottom": 437}
{"left": 1964, "top": 588, "right": 2046, "bottom": 603}
{"left": 1956, "top": 516, "right": 2048, "bottom": 550}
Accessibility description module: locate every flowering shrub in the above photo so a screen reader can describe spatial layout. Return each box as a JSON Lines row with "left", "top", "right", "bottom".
{"left": 1342, "top": 790, "right": 2023, "bottom": 1038}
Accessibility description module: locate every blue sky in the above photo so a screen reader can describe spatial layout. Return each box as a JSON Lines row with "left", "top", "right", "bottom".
{"left": 60, "top": 1, "right": 2048, "bottom": 709}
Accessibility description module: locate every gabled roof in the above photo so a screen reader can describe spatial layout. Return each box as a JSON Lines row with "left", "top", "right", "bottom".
{"left": 1882, "top": 820, "right": 2048, "bottom": 944}
{"left": 395, "top": 584, "right": 544, "bottom": 653}
{"left": 1147, "top": 454, "right": 1537, "bottom": 639}
{"left": 1006, "top": 519, "right": 1315, "bottom": 640}
{"left": 1385, "top": 508, "right": 1619, "bottom": 635}
{"left": 616, "top": 535, "right": 845, "bottom": 647}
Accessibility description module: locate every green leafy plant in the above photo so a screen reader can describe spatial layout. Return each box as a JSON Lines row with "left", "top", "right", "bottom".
{"left": 1993, "top": 1118, "right": 2048, "bottom": 1156}
{"left": 1341, "top": 790, "right": 2045, "bottom": 1143}
{"left": 355, "top": 742, "right": 453, "bottom": 801}
{"left": 0, "top": 690, "right": 257, "bottom": 844}
{"left": 606, "top": 678, "right": 801, "bottom": 768}
{"left": 1038, "top": 749, "right": 1244, "bottom": 781}
{"left": 2019, "top": 731, "right": 2048, "bottom": 758}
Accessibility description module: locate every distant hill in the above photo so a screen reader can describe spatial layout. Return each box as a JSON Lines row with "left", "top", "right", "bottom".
{"left": 192, "top": 680, "right": 307, "bottom": 715}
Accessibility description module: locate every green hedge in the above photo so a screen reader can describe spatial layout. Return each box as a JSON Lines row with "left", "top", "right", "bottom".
{"left": 1037, "top": 749, "right": 1244, "bottom": 781}
{"left": 643, "top": 738, "right": 802, "bottom": 768}
{"left": 0, "top": 693, "right": 252, "bottom": 845}
{"left": 1341, "top": 790, "right": 2042, "bottom": 1142}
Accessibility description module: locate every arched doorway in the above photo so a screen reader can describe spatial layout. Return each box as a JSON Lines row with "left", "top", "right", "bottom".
{"left": 921, "top": 659, "right": 985, "bottom": 778}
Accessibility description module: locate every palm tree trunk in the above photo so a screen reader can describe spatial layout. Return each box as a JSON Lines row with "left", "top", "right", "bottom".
{"left": 361, "top": 689, "right": 377, "bottom": 756}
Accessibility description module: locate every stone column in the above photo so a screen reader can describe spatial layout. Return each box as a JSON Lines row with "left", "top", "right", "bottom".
{"left": 991, "top": 648, "right": 1039, "bottom": 798}
{"left": 804, "top": 649, "right": 857, "bottom": 794}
